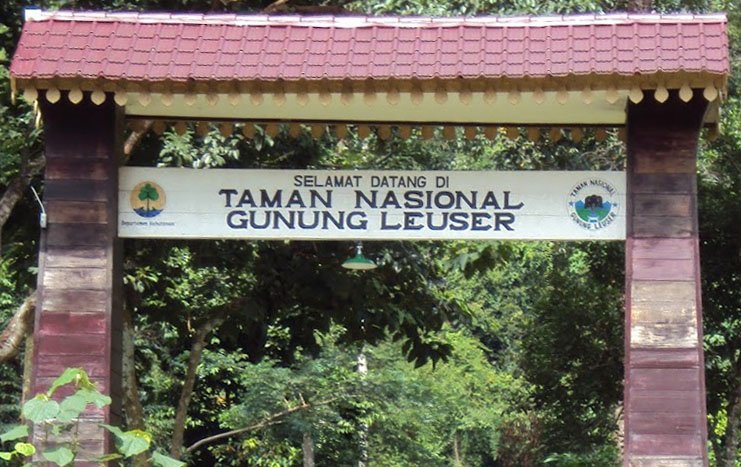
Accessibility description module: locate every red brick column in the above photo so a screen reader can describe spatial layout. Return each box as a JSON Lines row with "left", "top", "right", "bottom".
{"left": 624, "top": 93, "right": 709, "bottom": 467}
{"left": 33, "top": 94, "right": 122, "bottom": 461}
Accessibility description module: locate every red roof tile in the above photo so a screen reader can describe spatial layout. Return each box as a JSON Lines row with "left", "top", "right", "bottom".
{"left": 10, "top": 10, "right": 729, "bottom": 84}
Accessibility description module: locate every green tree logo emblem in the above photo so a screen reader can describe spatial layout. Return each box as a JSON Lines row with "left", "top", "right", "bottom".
{"left": 130, "top": 181, "right": 166, "bottom": 218}
{"left": 138, "top": 183, "right": 159, "bottom": 212}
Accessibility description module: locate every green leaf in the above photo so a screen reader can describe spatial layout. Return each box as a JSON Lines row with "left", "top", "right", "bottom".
{"left": 22, "top": 396, "right": 60, "bottom": 423}
{"left": 56, "top": 394, "right": 88, "bottom": 423}
{"left": 99, "top": 424, "right": 124, "bottom": 439}
{"left": 95, "top": 453, "right": 123, "bottom": 462}
{"left": 101, "top": 424, "right": 151, "bottom": 457}
{"left": 117, "top": 429, "right": 151, "bottom": 458}
{"left": 47, "top": 368, "right": 84, "bottom": 397}
{"left": 0, "top": 424, "right": 29, "bottom": 442}
{"left": 42, "top": 446, "right": 74, "bottom": 466}
{"left": 152, "top": 451, "right": 186, "bottom": 467}
{"left": 0, "top": 452, "right": 12, "bottom": 460}
{"left": 13, "top": 442, "right": 35, "bottom": 457}
{"left": 77, "top": 388, "right": 111, "bottom": 409}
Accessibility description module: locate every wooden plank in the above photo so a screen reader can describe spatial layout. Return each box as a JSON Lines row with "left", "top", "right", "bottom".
{"left": 34, "top": 375, "right": 110, "bottom": 398}
{"left": 45, "top": 159, "right": 110, "bottom": 181}
{"left": 44, "top": 180, "right": 111, "bottom": 202}
{"left": 631, "top": 300, "right": 696, "bottom": 325}
{"left": 46, "top": 223, "right": 110, "bottom": 247}
{"left": 631, "top": 258, "right": 695, "bottom": 281}
{"left": 633, "top": 153, "right": 695, "bottom": 174}
{"left": 630, "top": 368, "right": 701, "bottom": 391}
{"left": 631, "top": 216, "right": 694, "bottom": 238}
{"left": 633, "top": 194, "right": 691, "bottom": 217}
{"left": 35, "top": 355, "right": 109, "bottom": 378}
{"left": 632, "top": 281, "right": 696, "bottom": 302}
{"left": 42, "top": 267, "right": 108, "bottom": 290}
{"left": 631, "top": 281, "right": 697, "bottom": 324}
{"left": 38, "top": 313, "right": 108, "bottom": 335}
{"left": 45, "top": 247, "right": 108, "bottom": 269}
{"left": 629, "top": 433, "right": 704, "bottom": 457}
{"left": 36, "top": 334, "right": 107, "bottom": 357}
{"left": 631, "top": 174, "right": 695, "bottom": 194}
{"left": 630, "top": 349, "right": 700, "bottom": 369}
{"left": 47, "top": 201, "right": 109, "bottom": 224}
{"left": 628, "top": 456, "right": 703, "bottom": 467}
{"left": 629, "top": 411, "right": 702, "bottom": 435}
{"left": 631, "top": 239, "right": 695, "bottom": 260}
{"left": 42, "top": 289, "right": 108, "bottom": 313}
{"left": 631, "top": 323, "right": 698, "bottom": 348}
{"left": 630, "top": 389, "right": 701, "bottom": 413}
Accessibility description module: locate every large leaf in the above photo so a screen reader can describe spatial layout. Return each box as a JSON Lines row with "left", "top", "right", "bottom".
{"left": 100, "top": 425, "right": 151, "bottom": 458}
{"left": 0, "top": 424, "right": 29, "bottom": 442}
{"left": 42, "top": 447, "right": 74, "bottom": 466}
{"left": 117, "top": 429, "right": 151, "bottom": 458}
{"left": 99, "top": 423, "right": 124, "bottom": 439}
{"left": 46, "top": 368, "right": 84, "bottom": 397}
{"left": 22, "top": 396, "right": 60, "bottom": 424}
{"left": 0, "top": 452, "right": 12, "bottom": 460}
{"left": 152, "top": 451, "right": 186, "bottom": 467}
{"left": 13, "top": 442, "right": 35, "bottom": 457}
{"left": 77, "top": 388, "right": 112, "bottom": 409}
{"left": 56, "top": 394, "right": 88, "bottom": 423}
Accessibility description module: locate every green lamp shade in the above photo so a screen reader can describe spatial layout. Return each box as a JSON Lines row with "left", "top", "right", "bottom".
{"left": 342, "top": 243, "right": 377, "bottom": 270}
{"left": 342, "top": 253, "right": 377, "bottom": 270}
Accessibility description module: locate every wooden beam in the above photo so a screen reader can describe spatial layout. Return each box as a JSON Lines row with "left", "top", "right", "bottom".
{"left": 624, "top": 91, "right": 709, "bottom": 466}
{"left": 34, "top": 92, "right": 123, "bottom": 462}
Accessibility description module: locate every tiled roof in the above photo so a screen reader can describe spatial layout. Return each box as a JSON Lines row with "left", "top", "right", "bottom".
{"left": 10, "top": 10, "right": 729, "bottom": 84}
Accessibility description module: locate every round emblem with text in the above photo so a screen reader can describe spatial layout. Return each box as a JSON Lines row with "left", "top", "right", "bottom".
{"left": 568, "top": 179, "right": 618, "bottom": 230}
{"left": 130, "top": 181, "right": 166, "bottom": 218}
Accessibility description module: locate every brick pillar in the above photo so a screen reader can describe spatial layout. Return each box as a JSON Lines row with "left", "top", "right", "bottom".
{"left": 33, "top": 94, "right": 122, "bottom": 461}
{"left": 624, "top": 92, "right": 709, "bottom": 467}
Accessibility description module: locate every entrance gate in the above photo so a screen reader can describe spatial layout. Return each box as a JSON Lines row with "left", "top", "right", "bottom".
{"left": 10, "top": 10, "right": 729, "bottom": 466}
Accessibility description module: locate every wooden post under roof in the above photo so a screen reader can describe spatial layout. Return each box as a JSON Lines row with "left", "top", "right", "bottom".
{"left": 624, "top": 91, "right": 709, "bottom": 467}
{"left": 34, "top": 92, "right": 123, "bottom": 462}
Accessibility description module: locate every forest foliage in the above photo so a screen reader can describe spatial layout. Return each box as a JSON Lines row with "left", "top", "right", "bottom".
{"left": 0, "top": 0, "right": 739, "bottom": 465}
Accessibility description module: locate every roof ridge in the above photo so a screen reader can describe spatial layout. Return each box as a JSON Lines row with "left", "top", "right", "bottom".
{"left": 24, "top": 9, "right": 728, "bottom": 28}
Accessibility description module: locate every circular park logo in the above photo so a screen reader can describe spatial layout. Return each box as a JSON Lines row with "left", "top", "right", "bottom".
{"left": 568, "top": 178, "right": 619, "bottom": 230}
{"left": 130, "top": 181, "right": 166, "bottom": 218}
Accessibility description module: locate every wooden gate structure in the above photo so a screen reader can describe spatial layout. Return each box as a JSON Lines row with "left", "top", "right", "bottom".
{"left": 9, "top": 10, "right": 729, "bottom": 466}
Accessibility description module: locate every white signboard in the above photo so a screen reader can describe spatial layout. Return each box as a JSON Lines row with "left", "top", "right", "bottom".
{"left": 119, "top": 168, "right": 626, "bottom": 240}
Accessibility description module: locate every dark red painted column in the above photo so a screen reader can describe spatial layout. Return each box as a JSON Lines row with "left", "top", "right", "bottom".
{"left": 624, "top": 92, "right": 709, "bottom": 467}
{"left": 34, "top": 93, "right": 122, "bottom": 461}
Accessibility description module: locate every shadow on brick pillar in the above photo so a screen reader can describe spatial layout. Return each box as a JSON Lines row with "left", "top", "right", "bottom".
{"left": 624, "top": 91, "right": 709, "bottom": 467}
{"left": 32, "top": 92, "right": 123, "bottom": 463}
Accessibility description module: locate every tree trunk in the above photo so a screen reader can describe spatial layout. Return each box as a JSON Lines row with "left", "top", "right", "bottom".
{"left": 122, "top": 304, "right": 151, "bottom": 467}
{"left": 302, "top": 431, "right": 315, "bottom": 467}
{"left": 0, "top": 292, "right": 35, "bottom": 363}
{"left": 452, "top": 432, "right": 462, "bottom": 466}
{"left": 357, "top": 350, "right": 368, "bottom": 467}
{"left": 0, "top": 150, "right": 45, "bottom": 255}
{"left": 122, "top": 304, "right": 145, "bottom": 430}
{"left": 718, "top": 353, "right": 741, "bottom": 467}
{"left": 170, "top": 314, "right": 225, "bottom": 458}
{"left": 21, "top": 333, "right": 33, "bottom": 405}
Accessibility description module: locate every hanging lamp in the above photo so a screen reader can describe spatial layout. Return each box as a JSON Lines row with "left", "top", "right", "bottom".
{"left": 342, "top": 242, "right": 377, "bottom": 270}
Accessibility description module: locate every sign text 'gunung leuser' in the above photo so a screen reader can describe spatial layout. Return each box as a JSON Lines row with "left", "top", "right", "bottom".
{"left": 119, "top": 168, "right": 626, "bottom": 240}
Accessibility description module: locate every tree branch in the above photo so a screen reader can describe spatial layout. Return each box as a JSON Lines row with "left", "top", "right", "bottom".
{"left": 185, "top": 397, "right": 338, "bottom": 454}
{"left": 123, "top": 120, "right": 153, "bottom": 159}
{"left": 719, "top": 349, "right": 741, "bottom": 467}
{"left": 0, "top": 291, "right": 36, "bottom": 363}
{"left": 170, "top": 311, "right": 227, "bottom": 458}
{"left": 0, "top": 149, "right": 45, "bottom": 250}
